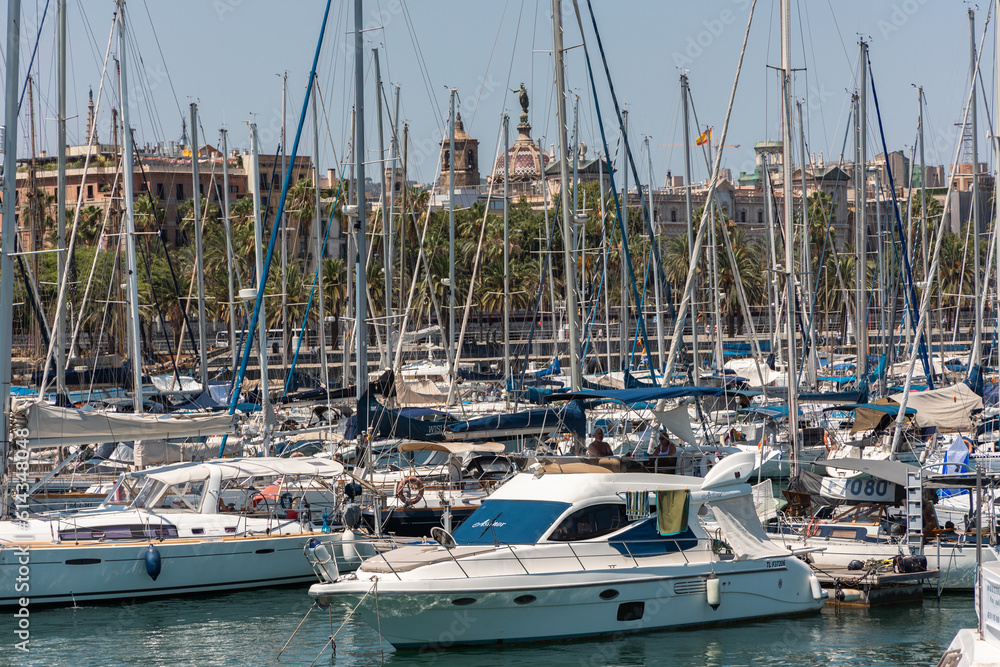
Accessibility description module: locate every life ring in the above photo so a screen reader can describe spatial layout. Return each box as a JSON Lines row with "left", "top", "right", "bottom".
{"left": 805, "top": 517, "right": 822, "bottom": 537}
{"left": 396, "top": 476, "right": 425, "bottom": 507}
{"left": 824, "top": 432, "right": 834, "bottom": 452}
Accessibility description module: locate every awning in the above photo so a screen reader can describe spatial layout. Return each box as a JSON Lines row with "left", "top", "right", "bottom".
{"left": 398, "top": 441, "right": 505, "bottom": 454}
{"left": 543, "top": 386, "right": 724, "bottom": 404}
{"left": 810, "top": 457, "right": 917, "bottom": 486}
{"left": 142, "top": 456, "right": 344, "bottom": 486}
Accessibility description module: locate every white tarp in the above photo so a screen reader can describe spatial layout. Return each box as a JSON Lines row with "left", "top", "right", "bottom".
{"left": 707, "top": 494, "right": 788, "bottom": 560}
{"left": 724, "top": 357, "right": 783, "bottom": 387}
{"left": 142, "top": 456, "right": 344, "bottom": 486}
{"left": 150, "top": 375, "right": 203, "bottom": 392}
{"left": 394, "top": 375, "right": 450, "bottom": 407}
{"left": 890, "top": 382, "right": 983, "bottom": 431}
{"left": 134, "top": 439, "right": 242, "bottom": 467}
{"left": 14, "top": 402, "right": 236, "bottom": 449}
{"left": 652, "top": 403, "right": 697, "bottom": 446}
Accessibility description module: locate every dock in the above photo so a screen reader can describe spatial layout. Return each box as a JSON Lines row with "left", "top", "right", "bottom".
{"left": 811, "top": 566, "right": 939, "bottom": 606}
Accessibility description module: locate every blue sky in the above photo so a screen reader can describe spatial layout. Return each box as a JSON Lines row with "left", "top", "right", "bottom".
{"left": 2, "top": 0, "right": 991, "bottom": 187}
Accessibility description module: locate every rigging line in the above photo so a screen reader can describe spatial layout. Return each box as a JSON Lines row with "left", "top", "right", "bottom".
{"left": 138, "top": 0, "right": 182, "bottom": 125}
{"left": 36, "top": 11, "right": 118, "bottom": 400}
{"left": 399, "top": 1, "right": 443, "bottom": 135}
{"left": 220, "top": 0, "right": 333, "bottom": 457}
{"left": 574, "top": 0, "right": 657, "bottom": 374}
{"left": 1, "top": 0, "right": 49, "bottom": 179}
{"left": 470, "top": 0, "right": 520, "bottom": 131}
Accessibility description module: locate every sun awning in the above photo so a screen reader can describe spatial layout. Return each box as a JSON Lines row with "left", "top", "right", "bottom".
{"left": 141, "top": 456, "right": 344, "bottom": 486}
{"left": 398, "top": 441, "right": 505, "bottom": 454}
{"left": 810, "top": 457, "right": 917, "bottom": 486}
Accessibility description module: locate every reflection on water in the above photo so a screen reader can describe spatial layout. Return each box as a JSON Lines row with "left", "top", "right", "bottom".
{"left": 0, "top": 586, "right": 975, "bottom": 667}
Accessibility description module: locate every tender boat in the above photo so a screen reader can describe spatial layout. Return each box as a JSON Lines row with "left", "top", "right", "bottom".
{"left": 0, "top": 457, "right": 375, "bottom": 608}
{"left": 306, "top": 452, "right": 826, "bottom": 648}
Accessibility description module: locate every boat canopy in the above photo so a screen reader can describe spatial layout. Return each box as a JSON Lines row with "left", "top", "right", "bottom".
{"left": 13, "top": 401, "right": 236, "bottom": 449}
{"left": 398, "top": 441, "right": 505, "bottom": 454}
{"left": 889, "top": 381, "right": 983, "bottom": 431}
{"left": 809, "top": 457, "right": 917, "bottom": 486}
{"left": 139, "top": 456, "right": 344, "bottom": 486}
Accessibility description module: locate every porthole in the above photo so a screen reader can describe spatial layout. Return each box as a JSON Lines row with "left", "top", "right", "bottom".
{"left": 599, "top": 589, "right": 619, "bottom": 600}
{"left": 451, "top": 597, "right": 477, "bottom": 606}
{"left": 514, "top": 595, "right": 537, "bottom": 605}
{"left": 617, "top": 601, "right": 645, "bottom": 621}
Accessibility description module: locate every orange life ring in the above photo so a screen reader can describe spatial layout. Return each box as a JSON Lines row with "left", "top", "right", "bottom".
{"left": 824, "top": 432, "right": 834, "bottom": 452}
{"left": 396, "top": 476, "right": 425, "bottom": 507}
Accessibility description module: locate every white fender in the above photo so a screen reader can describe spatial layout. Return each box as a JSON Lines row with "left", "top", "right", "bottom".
{"left": 341, "top": 527, "right": 359, "bottom": 565}
{"left": 706, "top": 573, "right": 720, "bottom": 610}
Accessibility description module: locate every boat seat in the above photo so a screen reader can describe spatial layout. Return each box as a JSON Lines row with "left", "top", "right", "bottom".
{"left": 781, "top": 490, "right": 813, "bottom": 518}
{"left": 363, "top": 544, "right": 497, "bottom": 573}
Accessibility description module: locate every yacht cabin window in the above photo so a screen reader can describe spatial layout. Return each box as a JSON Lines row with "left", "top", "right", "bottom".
{"left": 548, "top": 503, "right": 628, "bottom": 542}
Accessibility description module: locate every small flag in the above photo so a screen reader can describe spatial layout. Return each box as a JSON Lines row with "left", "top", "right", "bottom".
{"left": 696, "top": 127, "right": 712, "bottom": 146}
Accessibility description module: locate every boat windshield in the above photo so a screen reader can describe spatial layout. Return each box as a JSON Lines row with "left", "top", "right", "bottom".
{"left": 452, "top": 499, "right": 570, "bottom": 545}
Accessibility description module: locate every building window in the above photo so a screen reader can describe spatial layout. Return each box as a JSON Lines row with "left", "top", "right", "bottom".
{"left": 758, "top": 210, "right": 763, "bottom": 224}
{"left": 740, "top": 210, "right": 746, "bottom": 222}
{"left": 467, "top": 150, "right": 475, "bottom": 170}
{"left": 156, "top": 183, "right": 165, "bottom": 199}
{"left": 670, "top": 209, "right": 676, "bottom": 222}
{"left": 176, "top": 183, "right": 184, "bottom": 200}
{"left": 87, "top": 185, "right": 94, "bottom": 199}
{"left": 444, "top": 150, "right": 450, "bottom": 169}
{"left": 230, "top": 185, "right": 239, "bottom": 194}
{"left": 76, "top": 186, "right": 80, "bottom": 199}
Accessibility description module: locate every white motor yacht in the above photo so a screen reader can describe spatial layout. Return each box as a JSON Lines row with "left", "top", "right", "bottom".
{"left": 0, "top": 457, "right": 375, "bottom": 607}
{"left": 307, "top": 452, "right": 826, "bottom": 648}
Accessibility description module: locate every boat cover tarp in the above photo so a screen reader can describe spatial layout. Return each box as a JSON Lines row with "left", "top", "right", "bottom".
{"left": 450, "top": 400, "right": 587, "bottom": 438}
{"left": 542, "top": 386, "right": 724, "bottom": 404}
{"left": 707, "top": 494, "right": 788, "bottom": 560}
{"left": 652, "top": 403, "right": 697, "bottom": 446}
{"left": 134, "top": 438, "right": 242, "bottom": 467}
{"left": 393, "top": 375, "right": 450, "bottom": 407}
{"left": 169, "top": 391, "right": 221, "bottom": 412}
{"left": 14, "top": 402, "right": 236, "bottom": 449}
{"left": 140, "top": 456, "right": 344, "bottom": 486}
{"left": 823, "top": 402, "right": 917, "bottom": 434}
{"left": 889, "top": 381, "right": 983, "bottom": 431}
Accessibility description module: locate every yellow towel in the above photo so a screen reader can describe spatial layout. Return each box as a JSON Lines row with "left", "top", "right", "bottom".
{"left": 656, "top": 489, "right": 690, "bottom": 536}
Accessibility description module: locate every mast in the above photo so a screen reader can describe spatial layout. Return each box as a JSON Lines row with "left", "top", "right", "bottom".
{"left": 539, "top": 138, "right": 558, "bottom": 341}
{"left": 448, "top": 88, "right": 457, "bottom": 375}
{"left": 857, "top": 41, "right": 869, "bottom": 383}
{"left": 249, "top": 124, "right": 275, "bottom": 439}
{"left": 621, "top": 111, "right": 630, "bottom": 374}
{"left": 344, "top": 107, "right": 355, "bottom": 387}
{"left": 312, "top": 75, "right": 329, "bottom": 389}
{"left": 190, "top": 103, "right": 209, "bottom": 388}
{"left": 389, "top": 84, "right": 401, "bottom": 334}
{"left": 918, "top": 87, "right": 933, "bottom": 379}
{"left": 995, "top": 0, "right": 1000, "bottom": 373}
{"left": 503, "top": 114, "right": 511, "bottom": 386}
{"left": 56, "top": 0, "right": 67, "bottom": 399}
{"left": 119, "top": 2, "right": 143, "bottom": 412}
{"left": 681, "top": 75, "right": 699, "bottom": 384}
{"left": 1, "top": 0, "right": 22, "bottom": 458}
{"left": 553, "top": 0, "right": 580, "bottom": 392}
{"left": 798, "top": 101, "right": 817, "bottom": 389}
{"left": 780, "top": 0, "right": 799, "bottom": 474}
{"left": 374, "top": 49, "right": 391, "bottom": 357}
{"left": 969, "top": 9, "right": 983, "bottom": 366}
{"left": 221, "top": 128, "right": 238, "bottom": 371}
{"left": 600, "top": 153, "right": 611, "bottom": 373}
{"left": 353, "top": 0, "right": 369, "bottom": 423}
{"left": 280, "top": 71, "right": 289, "bottom": 375}
{"left": 646, "top": 137, "right": 665, "bottom": 371}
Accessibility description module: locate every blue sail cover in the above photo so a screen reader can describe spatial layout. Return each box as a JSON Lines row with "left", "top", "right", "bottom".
{"left": 450, "top": 400, "right": 587, "bottom": 438}
{"left": 543, "top": 386, "right": 725, "bottom": 404}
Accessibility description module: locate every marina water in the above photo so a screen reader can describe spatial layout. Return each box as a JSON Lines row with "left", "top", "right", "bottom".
{"left": 0, "top": 586, "right": 975, "bottom": 666}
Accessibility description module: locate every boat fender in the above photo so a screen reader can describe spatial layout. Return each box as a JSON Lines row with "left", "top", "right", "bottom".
{"left": 341, "top": 528, "right": 359, "bottom": 564}
{"left": 342, "top": 503, "right": 362, "bottom": 529}
{"left": 835, "top": 588, "right": 862, "bottom": 602}
{"left": 396, "top": 476, "right": 425, "bottom": 507}
{"left": 808, "top": 574, "right": 823, "bottom": 601}
{"left": 145, "top": 544, "right": 162, "bottom": 581}
{"left": 305, "top": 539, "right": 339, "bottom": 583}
{"left": 847, "top": 560, "right": 864, "bottom": 571}
{"left": 706, "top": 573, "right": 720, "bottom": 610}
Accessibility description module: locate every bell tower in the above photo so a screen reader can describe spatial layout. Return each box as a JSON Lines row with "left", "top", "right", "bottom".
{"left": 439, "top": 112, "right": 480, "bottom": 188}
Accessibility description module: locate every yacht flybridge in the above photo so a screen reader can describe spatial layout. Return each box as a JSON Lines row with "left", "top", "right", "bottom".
{"left": 0, "top": 457, "right": 375, "bottom": 607}
{"left": 306, "top": 452, "right": 826, "bottom": 647}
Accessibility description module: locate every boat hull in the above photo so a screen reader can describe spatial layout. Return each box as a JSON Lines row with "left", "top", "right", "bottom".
{"left": 0, "top": 532, "right": 366, "bottom": 608}
{"left": 312, "top": 561, "right": 823, "bottom": 648}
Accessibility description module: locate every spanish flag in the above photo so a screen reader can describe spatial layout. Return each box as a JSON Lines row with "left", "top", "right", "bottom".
{"left": 696, "top": 127, "right": 712, "bottom": 146}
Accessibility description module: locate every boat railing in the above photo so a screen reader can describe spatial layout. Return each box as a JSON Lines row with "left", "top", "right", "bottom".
{"left": 356, "top": 536, "right": 713, "bottom": 579}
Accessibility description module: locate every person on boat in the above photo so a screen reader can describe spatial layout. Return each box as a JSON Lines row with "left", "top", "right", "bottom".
{"left": 587, "top": 428, "right": 613, "bottom": 457}
{"left": 651, "top": 431, "right": 677, "bottom": 473}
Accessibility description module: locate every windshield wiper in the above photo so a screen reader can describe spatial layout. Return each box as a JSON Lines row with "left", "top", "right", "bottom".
{"left": 478, "top": 511, "right": 503, "bottom": 540}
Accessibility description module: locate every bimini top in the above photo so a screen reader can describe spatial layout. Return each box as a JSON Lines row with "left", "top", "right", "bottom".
{"left": 137, "top": 456, "right": 344, "bottom": 486}
{"left": 397, "top": 441, "right": 505, "bottom": 454}
{"left": 489, "top": 451, "right": 756, "bottom": 506}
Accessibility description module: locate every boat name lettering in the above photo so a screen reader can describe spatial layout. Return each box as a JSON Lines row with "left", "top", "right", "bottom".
{"left": 766, "top": 559, "right": 785, "bottom": 569}
{"left": 471, "top": 520, "right": 506, "bottom": 529}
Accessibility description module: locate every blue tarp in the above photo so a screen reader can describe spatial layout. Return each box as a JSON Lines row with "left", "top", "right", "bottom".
{"left": 543, "top": 386, "right": 725, "bottom": 404}
{"left": 450, "top": 400, "right": 587, "bottom": 438}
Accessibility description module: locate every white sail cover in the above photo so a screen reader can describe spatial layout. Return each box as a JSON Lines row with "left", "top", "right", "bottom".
{"left": 707, "top": 494, "right": 788, "bottom": 560}
{"left": 889, "top": 382, "right": 983, "bottom": 431}
{"left": 14, "top": 402, "right": 236, "bottom": 449}
{"left": 723, "top": 357, "right": 783, "bottom": 387}
{"left": 652, "top": 403, "right": 696, "bottom": 446}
